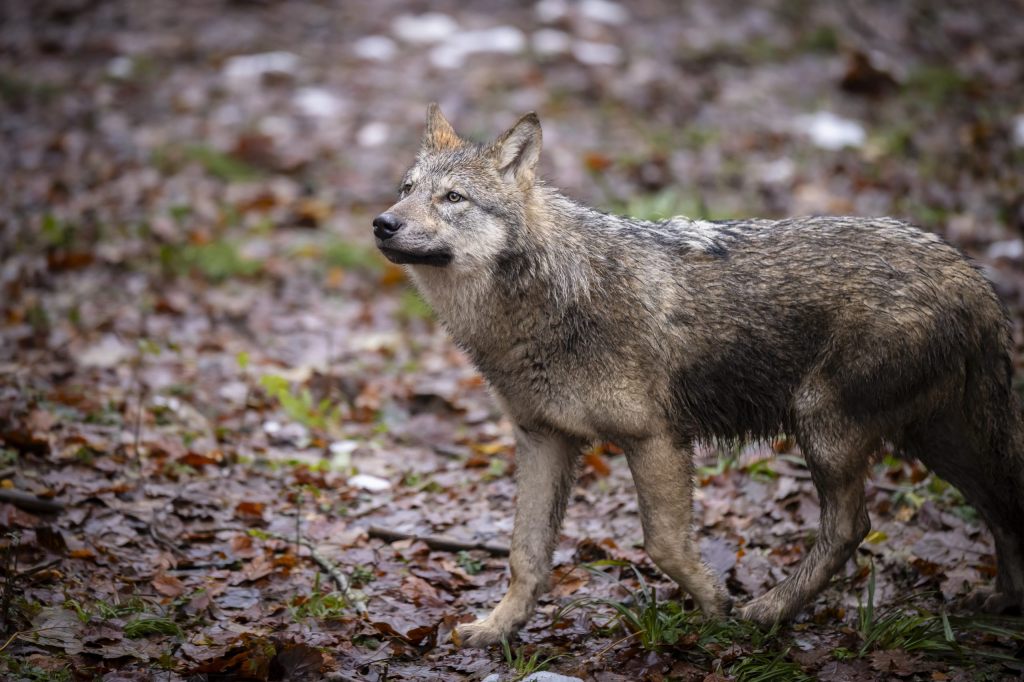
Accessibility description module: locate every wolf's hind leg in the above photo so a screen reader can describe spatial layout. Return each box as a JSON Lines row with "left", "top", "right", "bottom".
{"left": 739, "top": 420, "right": 872, "bottom": 625}
{"left": 452, "top": 428, "right": 581, "bottom": 648}
{"left": 907, "top": 413, "right": 1024, "bottom": 615}
{"left": 625, "top": 434, "right": 731, "bottom": 617}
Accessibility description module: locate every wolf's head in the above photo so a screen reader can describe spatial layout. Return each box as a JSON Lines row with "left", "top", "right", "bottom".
{"left": 372, "top": 104, "right": 542, "bottom": 273}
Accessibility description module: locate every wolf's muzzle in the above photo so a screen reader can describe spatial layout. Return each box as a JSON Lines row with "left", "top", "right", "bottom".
{"left": 372, "top": 212, "right": 404, "bottom": 240}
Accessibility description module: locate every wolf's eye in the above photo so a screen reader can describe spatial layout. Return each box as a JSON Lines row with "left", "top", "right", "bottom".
{"left": 400, "top": 182, "right": 412, "bottom": 197}
{"left": 446, "top": 191, "right": 463, "bottom": 203}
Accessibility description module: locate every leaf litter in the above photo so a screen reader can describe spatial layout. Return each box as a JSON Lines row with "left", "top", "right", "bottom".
{"left": 1, "top": 0, "right": 1024, "bottom": 680}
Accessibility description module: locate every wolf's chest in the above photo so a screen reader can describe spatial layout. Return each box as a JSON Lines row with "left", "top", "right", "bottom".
{"left": 475, "top": 343, "right": 659, "bottom": 442}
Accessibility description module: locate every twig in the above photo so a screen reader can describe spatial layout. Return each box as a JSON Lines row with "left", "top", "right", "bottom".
{"left": 0, "top": 490, "right": 63, "bottom": 514}
{"left": 367, "top": 526, "right": 509, "bottom": 556}
{"left": 132, "top": 383, "right": 146, "bottom": 469}
{"left": 18, "top": 557, "right": 62, "bottom": 578}
{"left": 590, "top": 631, "right": 640, "bottom": 662}
{"left": 197, "top": 527, "right": 367, "bottom": 614}
{"left": 266, "top": 530, "right": 367, "bottom": 615}
{"left": 0, "top": 629, "right": 26, "bottom": 653}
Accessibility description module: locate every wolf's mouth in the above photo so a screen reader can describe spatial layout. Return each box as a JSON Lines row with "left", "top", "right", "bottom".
{"left": 377, "top": 245, "right": 453, "bottom": 267}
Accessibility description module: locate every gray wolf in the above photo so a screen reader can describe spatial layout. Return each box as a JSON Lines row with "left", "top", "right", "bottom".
{"left": 372, "top": 104, "right": 1024, "bottom": 647}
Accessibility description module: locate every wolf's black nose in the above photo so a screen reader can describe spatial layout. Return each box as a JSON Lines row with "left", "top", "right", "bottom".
{"left": 373, "top": 213, "right": 403, "bottom": 240}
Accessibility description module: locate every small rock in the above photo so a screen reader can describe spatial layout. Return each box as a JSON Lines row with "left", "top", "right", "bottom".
{"left": 392, "top": 13, "right": 458, "bottom": 44}
{"left": 795, "top": 111, "right": 866, "bottom": 150}
{"left": 222, "top": 51, "right": 299, "bottom": 84}
{"left": 79, "top": 335, "right": 131, "bottom": 368}
{"left": 353, "top": 35, "right": 398, "bottom": 61}
{"left": 987, "top": 238, "right": 1023, "bottom": 261}
{"left": 523, "top": 673, "right": 585, "bottom": 682}
{"left": 106, "top": 56, "right": 133, "bottom": 79}
{"left": 579, "top": 0, "right": 628, "bottom": 25}
{"left": 430, "top": 26, "right": 526, "bottom": 70}
{"left": 572, "top": 40, "right": 622, "bottom": 66}
{"left": 294, "top": 87, "right": 344, "bottom": 119}
{"left": 535, "top": 0, "right": 568, "bottom": 23}
{"left": 263, "top": 420, "right": 310, "bottom": 448}
{"left": 533, "top": 29, "right": 571, "bottom": 56}
{"left": 348, "top": 473, "right": 391, "bottom": 492}
{"left": 357, "top": 121, "right": 389, "bottom": 148}
{"left": 1013, "top": 113, "right": 1024, "bottom": 148}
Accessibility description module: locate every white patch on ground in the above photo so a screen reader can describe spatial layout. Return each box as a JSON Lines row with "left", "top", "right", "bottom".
{"left": 222, "top": 51, "right": 299, "bottom": 85}
{"left": 348, "top": 473, "right": 392, "bottom": 492}
{"left": 483, "top": 672, "right": 584, "bottom": 682}
{"left": 572, "top": 40, "right": 622, "bottom": 66}
{"left": 357, "top": 121, "right": 389, "bottom": 148}
{"left": 294, "top": 87, "right": 344, "bottom": 118}
{"left": 988, "top": 238, "right": 1023, "bottom": 261}
{"left": 106, "top": 56, "right": 133, "bottom": 79}
{"left": 79, "top": 335, "right": 131, "bottom": 368}
{"left": 391, "top": 13, "right": 459, "bottom": 44}
{"left": 795, "top": 111, "right": 866, "bottom": 150}
{"left": 1013, "top": 113, "right": 1024, "bottom": 148}
{"left": 429, "top": 26, "right": 526, "bottom": 69}
{"left": 352, "top": 35, "right": 398, "bottom": 61}
{"left": 532, "top": 28, "right": 571, "bottom": 55}
{"left": 579, "top": 0, "right": 629, "bottom": 24}
{"left": 755, "top": 157, "right": 796, "bottom": 184}
{"left": 258, "top": 114, "right": 296, "bottom": 141}
{"left": 534, "top": 0, "right": 569, "bottom": 23}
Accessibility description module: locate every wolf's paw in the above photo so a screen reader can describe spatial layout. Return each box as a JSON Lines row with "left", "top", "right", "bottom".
{"left": 451, "top": 618, "right": 509, "bottom": 648}
{"left": 960, "top": 588, "right": 1022, "bottom": 616}
{"left": 736, "top": 594, "right": 793, "bottom": 627}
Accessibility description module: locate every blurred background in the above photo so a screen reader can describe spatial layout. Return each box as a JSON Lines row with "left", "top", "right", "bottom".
{"left": 2, "top": 1, "right": 1024, "bottom": 679}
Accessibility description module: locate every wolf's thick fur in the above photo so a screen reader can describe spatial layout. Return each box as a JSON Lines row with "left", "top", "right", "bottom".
{"left": 373, "top": 105, "right": 1024, "bottom": 647}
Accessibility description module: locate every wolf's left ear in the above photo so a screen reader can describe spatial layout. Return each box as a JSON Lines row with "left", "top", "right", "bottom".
{"left": 489, "top": 112, "right": 542, "bottom": 190}
{"left": 424, "top": 103, "right": 462, "bottom": 151}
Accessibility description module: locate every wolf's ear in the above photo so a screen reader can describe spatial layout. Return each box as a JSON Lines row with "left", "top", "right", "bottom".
{"left": 424, "top": 103, "right": 461, "bottom": 151}
{"left": 489, "top": 112, "right": 542, "bottom": 190}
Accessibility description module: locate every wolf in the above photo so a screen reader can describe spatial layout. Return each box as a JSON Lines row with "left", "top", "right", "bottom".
{"left": 372, "top": 104, "right": 1024, "bottom": 647}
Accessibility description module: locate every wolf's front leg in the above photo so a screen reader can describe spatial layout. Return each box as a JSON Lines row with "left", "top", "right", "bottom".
{"left": 625, "top": 434, "right": 732, "bottom": 617}
{"left": 453, "top": 428, "right": 581, "bottom": 648}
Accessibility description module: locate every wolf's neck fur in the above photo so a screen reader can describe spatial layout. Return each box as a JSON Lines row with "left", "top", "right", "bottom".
{"left": 407, "top": 187, "right": 610, "bottom": 346}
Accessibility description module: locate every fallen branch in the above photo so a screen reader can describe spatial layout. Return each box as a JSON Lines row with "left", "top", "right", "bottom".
{"left": 367, "top": 526, "right": 509, "bottom": 556}
{"left": 279, "top": 533, "right": 368, "bottom": 615}
{"left": 0, "top": 490, "right": 63, "bottom": 515}
{"left": 197, "top": 527, "right": 367, "bottom": 614}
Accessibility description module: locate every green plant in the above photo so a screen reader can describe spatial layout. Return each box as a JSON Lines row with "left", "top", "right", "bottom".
{"left": 0, "top": 447, "right": 17, "bottom": 467}
{"left": 556, "top": 564, "right": 689, "bottom": 651}
{"left": 0, "top": 653, "right": 71, "bottom": 682}
{"left": 501, "top": 637, "right": 564, "bottom": 681}
{"left": 322, "top": 239, "right": 385, "bottom": 272}
{"left": 729, "top": 646, "right": 812, "bottom": 682}
{"left": 63, "top": 595, "right": 149, "bottom": 624}
{"left": 351, "top": 564, "right": 375, "bottom": 586}
{"left": 698, "top": 445, "right": 742, "bottom": 478}
{"left": 124, "top": 616, "right": 183, "bottom": 638}
{"left": 456, "top": 551, "right": 484, "bottom": 576}
{"left": 291, "top": 573, "right": 347, "bottom": 621}
{"left": 160, "top": 240, "right": 263, "bottom": 281}
{"left": 857, "top": 562, "right": 957, "bottom": 657}
{"left": 744, "top": 458, "right": 779, "bottom": 481}
{"left": 259, "top": 374, "right": 342, "bottom": 432}
{"left": 398, "top": 288, "right": 434, "bottom": 321}
{"left": 183, "top": 144, "right": 262, "bottom": 182}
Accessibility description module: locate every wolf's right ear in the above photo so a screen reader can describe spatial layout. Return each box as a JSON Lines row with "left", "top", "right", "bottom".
{"left": 489, "top": 112, "right": 542, "bottom": 190}
{"left": 424, "top": 103, "right": 462, "bottom": 151}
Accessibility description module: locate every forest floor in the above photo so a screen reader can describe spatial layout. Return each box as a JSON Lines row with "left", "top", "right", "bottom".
{"left": 1, "top": 0, "right": 1023, "bottom": 680}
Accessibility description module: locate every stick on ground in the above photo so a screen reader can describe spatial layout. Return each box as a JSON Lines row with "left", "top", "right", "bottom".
{"left": 367, "top": 526, "right": 509, "bottom": 556}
